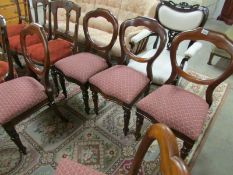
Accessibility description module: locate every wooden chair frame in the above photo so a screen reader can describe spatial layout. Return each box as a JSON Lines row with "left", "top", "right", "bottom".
{"left": 55, "top": 8, "right": 118, "bottom": 114}
{"left": 90, "top": 16, "right": 166, "bottom": 136}
{"left": 135, "top": 27, "right": 233, "bottom": 159}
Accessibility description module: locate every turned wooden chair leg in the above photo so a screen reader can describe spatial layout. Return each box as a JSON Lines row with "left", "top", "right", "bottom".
{"left": 3, "top": 124, "right": 27, "bottom": 154}
{"left": 81, "top": 84, "right": 90, "bottom": 114}
{"left": 180, "top": 141, "right": 194, "bottom": 159}
{"left": 207, "top": 52, "right": 214, "bottom": 65}
{"left": 92, "top": 90, "right": 99, "bottom": 115}
{"left": 135, "top": 112, "right": 144, "bottom": 140}
{"left": 123, "top": 107, "right": 131, "bottom": 136}
{"left": 58, "top": 73, "right": 67, "bottom": 98}
{"left": 13, "top": 53, "right": 23, "bottom": 68}
{"left": 51, "top": 68, "right": 60, "bottom": 96}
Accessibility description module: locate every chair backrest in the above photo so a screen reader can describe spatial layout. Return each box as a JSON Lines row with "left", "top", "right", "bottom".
{"left": 129, "top": 123, "right": 189, "bottom": 175}
{"left": 14, "top": 0, "right": 30, "bottom": 24}
{"left": 51, "top": 0, "right": 81, "bottom": 53}
{"left": 155, "top": 0, "right": 209, "bottom": 49}
{"left": 20, "top": 23, "right": 51, "bottom": 94}
{"left": 120, "top": 16, "right": 167, "bottom": 81}
{"left": 0, "top": 15, "right": 14, "bottom": 81}
{"left": 167, "top": 27, "right": 233, "bottom": 106}
{"left": 83, "top": 8, "right": 118, "bottom": 65}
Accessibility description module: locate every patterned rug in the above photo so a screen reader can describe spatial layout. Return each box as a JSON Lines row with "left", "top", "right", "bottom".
{"left": 0, "top": 71, "right": 228, "bottom": 175}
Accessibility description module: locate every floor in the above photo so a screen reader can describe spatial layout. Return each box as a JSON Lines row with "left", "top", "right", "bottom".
{"left": 187, "top": 20, "right": 233, "bottom": 175}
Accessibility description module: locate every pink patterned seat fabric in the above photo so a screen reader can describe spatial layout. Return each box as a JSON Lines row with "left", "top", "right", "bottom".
{"left": 0, "top": 76, "right": 47, "bottom": 124}
{"left": 55, "top": 52, "right": 108, "bottom": 84}
{"left": 55, "top": 158, "right": 105, "bottom": 175}
{"left": 136, "top": 85, "right": 209, "bottom": 140}
{"left": 89, "top": 65, "right": 150, "bottom": 105}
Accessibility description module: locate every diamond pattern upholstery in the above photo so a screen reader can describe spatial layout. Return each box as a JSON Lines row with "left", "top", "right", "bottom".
{"left": 55, "top": 158, "right": 105, "bottom": 175}
{"left": 27, "top": 39, "right": 73, "bottom": 64}
{"left": 136, "top": 85, "right": 209, "bottom": 140}
{"left": 55, "top": 52, "right": 108, "bottom": 84}
{"left": 89, "top": 65, "right": 150, "bottom": 105}
{"left": 0, "top": 76, "right": 47, "bottom": 124}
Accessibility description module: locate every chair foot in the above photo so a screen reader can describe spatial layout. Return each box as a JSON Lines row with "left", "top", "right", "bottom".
{"left": 180, "top": 141, "right": 194, "bottom": 159}
{"left": 135, "top": 112, "right": 144, "bottom": 141}
{"left": 92, "top": 90, "right": 99, "bottom": 115}
{"left": 123, "top": 107, "right": 131, "bottom": 136}
{"left": 51, "top": 68, "right": 60, "bottom": 96}
{"left": 81, "top": 85, "right": 90, "bottom": 114}
{"left": 58, "top": 74, "right": 67, "bottom": 98}
{"left": 4, "top": 125, "right": 27, "bottom": 155}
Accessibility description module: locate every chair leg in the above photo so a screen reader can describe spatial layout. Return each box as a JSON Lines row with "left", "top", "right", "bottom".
{"left": 13, "top": 54, "right": 23, "bottom": 68}
{"left": 58, "top": 74, "right": 67, "bottom": 98}
{"left": 81, "top": 84, "right": 90, "bottom": 114}
{"left": 3, "top": 124, "right": 27, "bottom": 154}
{"left": 123, "top": 107, "right": 131, "bottom": 136}
{"left": 51, "top": 68, "right": 60, "bottom": 96}
{"left": 207, "top": 52, "right": 214, "bottom": 65}
{"left": 144, "top": 85, "right": 150, "bottom": 97}
{"left": 92, "top": 90, "right": 99, "bottom": 115}
{"left": 180, "top": 141, "right": 194, "bottom": 159}
{"left": 135, "top": 112, "right": 144, "bottom": 141}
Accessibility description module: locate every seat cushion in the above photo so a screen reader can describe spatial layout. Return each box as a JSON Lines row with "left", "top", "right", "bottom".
{"left": 27, "top": 39, "right": 72, "bottom": 64}
{"left": 7, "top": 23, "right": 26, "bottom": 37}
{"left": 0, "top": 61, "right": 9, "bottom": 83}
{"left": 55, "top": 158, "right": 105, "bottom": 175}
{"left": 0, "top": 76, "right": 47, "bottom": 124}
{"left": 55, "top": 52, "right": 108, "bottom": 84}
{"left": 128, "top": 49, "right": 188, "bottom": 85}
{"left": 9, "top": 34, "right": 41, "bottom": 52}
{"left": 89, "top": 65, "right": 150, "bottom": 105}
{"left": 136, "top": 85, "right": 209, "bottom": 140}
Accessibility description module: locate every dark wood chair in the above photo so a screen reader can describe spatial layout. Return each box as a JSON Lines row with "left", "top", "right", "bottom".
{"left": 135, "top": 27, "right": 233, "bottom": 159}
{"left": 55, "top": 123, "right": 189, "bottom": 175}
{"left": 0, "top": 22, "right": 66, "bottom": 154}
{"left": 54, "top": 8, "right": 118, "bottom": 114}
{"left": 26, "top": 0, "right": 81, "bottom": 94}
{"left": 89, "top": 16, "right": 166, "bottom": 135}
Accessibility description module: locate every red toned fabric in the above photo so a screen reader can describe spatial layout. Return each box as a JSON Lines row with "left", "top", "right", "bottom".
{"left": 27, "top": 39, "right": 72, "bottom": 64}
{"left": 0, "top": 76, "right": 47, "bottom": 124}
{"left": 55, "top": 52, "right": 108, "bottom": 84}
{"left": 7, "top": 23, "right": 26, "bottom": 37}
{"left": 136, "top": 85, "right": 209, "bottom": 140}
{"left": 89, "top": 65, "right": 150, "bottom": 105}
{"left": 9, "top": 34, "right": 41, "bottom": 52}
{"left": 0, "top": 61, "right": 9, "bottom": 83}
{"left": 55, "top": 158, "right": 105, "bottom": 175}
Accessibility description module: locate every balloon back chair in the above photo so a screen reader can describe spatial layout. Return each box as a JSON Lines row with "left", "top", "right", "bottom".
{"left": 135, "top": 27, "right": 233, "bottom": 159}
{"left": 89, "top": 16, "right": 167, "bottom": 136}
{"left": 54, "top": 8, "right": 118, "bottom": 114}
{"left": 26, "top": 0, "right": 81, "bottom": 94}
{"left": 0, "top": 23, "right": 66, "bottom": 154}
{"left": 55, "top": 124, "right": 189, "bottom": 175}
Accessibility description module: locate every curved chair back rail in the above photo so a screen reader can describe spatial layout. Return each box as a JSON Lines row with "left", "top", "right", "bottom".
{"left": 51, "top": 0, "right": 81, "bottom": 51}
{"left": 20, "top": 23, "right": 51, "bottom": 92}
{"left": 83, "top": 8, "right": 118, "bottom": 59}
{"left": 120, "top": 16, "right": 167, "bottom": 80}
{"left": 167, "top": 27, "right": 233, "bottom": 106}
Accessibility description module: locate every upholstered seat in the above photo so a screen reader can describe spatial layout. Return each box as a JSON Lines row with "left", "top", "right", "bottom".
{"left": 7, "top": 23, "right": 26, "bottom": 37}
{"left": 27, "top": 39, "right": 73, "bottom": 64}
{"left": 55, "top": 52, "right": 108, "bottom": 84}
{"left": 9, "top": 34, "right": 41, "bottom": 52}
{"left": 0, "top": 76, "right": 47, "bottom": 124}
{"left": 136, "top": 85, "right": 209, "bottom": 140}
{"left": 89, "top": 65, "right": 150, "bottom": 105}
{"left": 55, "top": 158, "right": 105, "bottom": 175}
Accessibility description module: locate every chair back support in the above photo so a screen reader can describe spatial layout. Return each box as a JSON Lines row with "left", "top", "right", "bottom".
{"left": 155, "top": 0, "right": 208, "bottom": 49}
{"left": 14, "top": 0, "right": 30, "bottom": 24}
{"left": 120, "top": 16, "right": 167, "bottom": 81}
{"left": 167, "top": 27, "right": 233, "bottom": 106}
{"left": 51, "top": 0, "right": 81, "bottom": 53}
{"left": 83, "top": 8, "right": 118, "bottom": 61}
{"left": 20, "top": 23, "right": 51, "bottom": 90}
{"left": 0, "top": 15, "right": 14, "bottom": 80}
{"left": 129, "top": 123, "right": 189, "bottom": 175}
